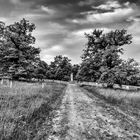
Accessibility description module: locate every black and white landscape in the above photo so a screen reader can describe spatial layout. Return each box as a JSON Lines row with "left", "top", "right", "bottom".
{"left": 0, "top": 0, "right": 140, "bottom": 139}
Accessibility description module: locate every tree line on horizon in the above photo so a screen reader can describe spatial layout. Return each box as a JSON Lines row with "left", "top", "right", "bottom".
{"left": 0, "top": 19, "right": 140, "bottom": 87}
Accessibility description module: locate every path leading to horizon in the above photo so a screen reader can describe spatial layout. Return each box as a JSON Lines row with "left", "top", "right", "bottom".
{"left": 48, "top": 84, "right": 140, "bottom": 140}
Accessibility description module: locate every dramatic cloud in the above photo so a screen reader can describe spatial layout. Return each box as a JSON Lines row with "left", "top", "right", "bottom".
{"left": 40, "top": 6, "right": 56, "bottom": 15}
{"left": 76, "top": 7, "right": 134, "bottom": 24}
{"left": 0, "top": 0, "right": 140, "bottom": 64}
{"left": 93, "top": 1, "right": 121, "bottom": 10}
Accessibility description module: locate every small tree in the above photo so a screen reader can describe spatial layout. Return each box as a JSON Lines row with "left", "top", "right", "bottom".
{"left": 34, "top": 60, "right": 48, "bottom": 81}
{"left": 116, "top": 58, "right": 140, "bottom": 86}
{"left": 48, "top": 55, "right": 72, "bottom": 81}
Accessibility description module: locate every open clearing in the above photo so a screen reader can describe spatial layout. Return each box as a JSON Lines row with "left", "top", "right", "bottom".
{"left": 0, "top": 82, "right": 140, "bottom": 140}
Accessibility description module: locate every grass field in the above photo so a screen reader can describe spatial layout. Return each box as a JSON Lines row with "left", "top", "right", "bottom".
{"left": 0, "top": 81, "right": 67, "bottom": 140}
{"left": 81, "top": 85, "right": 140, "bottom": 118}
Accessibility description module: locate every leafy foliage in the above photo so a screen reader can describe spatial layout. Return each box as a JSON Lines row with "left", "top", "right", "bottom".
{"left": 48, "top": 55, "right": 72, "bottom": 81}
{"left": 72, "top": 64, "right": 80, "bottom": 80}
{"left": 116, "top": 58, "right": 140, "bottom": 86}
{"left": 77, "top": 29, "right": 140, "bottom": 87}
{"left": 0, "top": 19, "right": 42, "bottom": 80}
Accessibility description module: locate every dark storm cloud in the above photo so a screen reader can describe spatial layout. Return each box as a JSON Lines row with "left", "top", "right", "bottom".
{"left": 17, "top": 0, "right": 125, "bottom": 30}
{"left": 20, "top": 0, "right": 106, "bottom": 18}
{"left": 21, "top": 0, "right": 105, "bottom": 7}
{"left": 135, "top": 15, "right": 140, "bottom": 19}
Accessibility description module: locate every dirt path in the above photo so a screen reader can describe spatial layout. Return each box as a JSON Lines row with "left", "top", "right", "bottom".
{"left": 48, "top": 84, "right": 140, "bottom": 140}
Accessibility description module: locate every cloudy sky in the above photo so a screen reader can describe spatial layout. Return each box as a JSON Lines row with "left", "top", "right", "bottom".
{"left": 0, "top": 0, "right": 140, "bottom": 64}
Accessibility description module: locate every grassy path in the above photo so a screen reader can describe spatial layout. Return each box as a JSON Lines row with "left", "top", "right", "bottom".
{"left": 49, "top": 83, "right": 140, "bottom": 140}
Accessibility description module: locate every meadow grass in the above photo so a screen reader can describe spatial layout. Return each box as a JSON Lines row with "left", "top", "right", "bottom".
{"left": 81, "top": 85, "right": 140, "bottom": 117}
{"left": 0, "top": 81, "right": 67, "bottom": 139}
{"left": 96, "top": 87, "right": 140, "bottom": 105}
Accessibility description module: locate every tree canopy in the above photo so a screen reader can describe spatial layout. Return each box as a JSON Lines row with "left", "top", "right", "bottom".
{"left": 77, "top": 29, "right": 140, "bottom": 87}
{"left": 0, "top": 19, "right": 42, "bottom": 80}
{"left": 48, "top": 55, "right": 72, "bottom": 81}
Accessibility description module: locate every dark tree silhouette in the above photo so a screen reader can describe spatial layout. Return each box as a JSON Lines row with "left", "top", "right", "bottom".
{"left": 72, "top": 64, "right": 80, "bottom": 80}
{"left": 48, "top": 55, "right": 72, "bottom": 81}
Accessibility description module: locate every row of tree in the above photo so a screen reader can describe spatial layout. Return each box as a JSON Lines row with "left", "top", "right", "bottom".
{"left": 0, "top": 19, "right": 78, "bottom": 81}
{"left": 0, "top": 19, "right": 140, "bottom": 87}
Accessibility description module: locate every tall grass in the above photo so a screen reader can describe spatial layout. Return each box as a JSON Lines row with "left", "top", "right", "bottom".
{"left": 0, "top": 81, "right": 66, "bottom": 139}
{"left": 81, "top": 85, "right": 140, "bottom": 117}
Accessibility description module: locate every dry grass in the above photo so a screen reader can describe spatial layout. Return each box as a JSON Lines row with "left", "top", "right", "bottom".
{"left": 81, "top": 85, "right": 140, "bottom": 104}
{"left": 97, "top": 88, "right": 140, "bottom": 105}
{"left": 81, "top": 85, "right": 140, "bottom": 117}
{"left": 0, "top": 81, "right": 67, "bottom": 140}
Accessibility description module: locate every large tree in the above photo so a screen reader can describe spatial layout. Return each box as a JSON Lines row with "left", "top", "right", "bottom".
{"left": 78, "top": 29, "right": 133, "bottom": 87}
{"left": 0, "top": 19, "right": 41, "bottom": 80}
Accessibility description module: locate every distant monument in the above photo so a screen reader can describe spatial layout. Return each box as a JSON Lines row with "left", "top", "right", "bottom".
{"left": 70, "top": 73, "right": 73, "bottom": 82}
